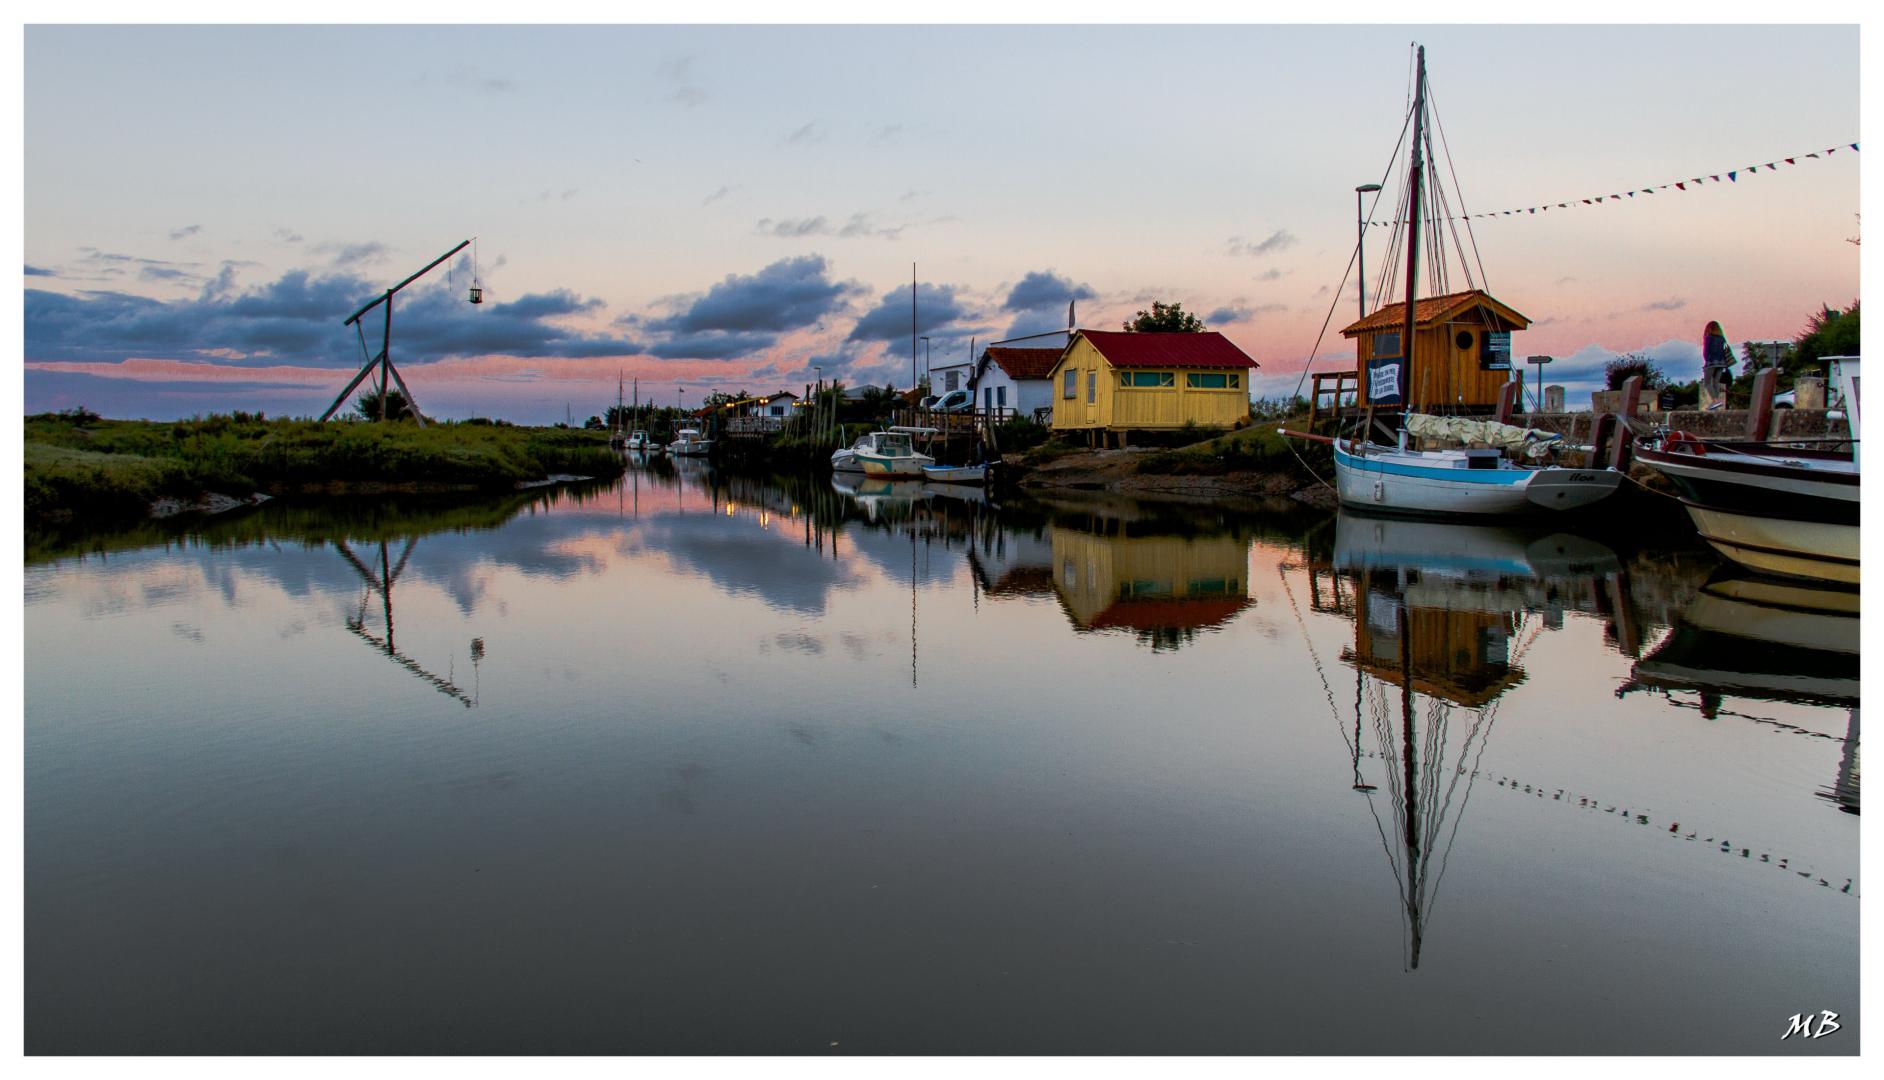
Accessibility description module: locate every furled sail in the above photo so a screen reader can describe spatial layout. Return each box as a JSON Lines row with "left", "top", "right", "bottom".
{"left": 1404, "top": 413, "right": 1563, "bottom": 459}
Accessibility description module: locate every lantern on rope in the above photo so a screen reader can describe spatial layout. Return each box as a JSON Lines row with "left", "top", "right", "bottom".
{"left": 468, "top": 237, "right": 484, "bottom": 305}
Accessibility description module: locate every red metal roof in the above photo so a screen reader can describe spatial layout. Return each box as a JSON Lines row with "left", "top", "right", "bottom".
{"left": 984, "top": 346, "right": 1064, "bottom": 381}
{"left": 1076, "top": 330, "right": 1258, "bottom": 370}
{"left": 1086, "top": 596, "right": 1253, "bottom": 632}
{"left": 1339, "top": 289, "right": 1531, "bottom": 336}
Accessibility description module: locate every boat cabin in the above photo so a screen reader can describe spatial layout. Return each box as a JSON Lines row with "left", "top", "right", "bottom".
{"left": 1340, "top": 289, "right": 1530, "bottom": 413}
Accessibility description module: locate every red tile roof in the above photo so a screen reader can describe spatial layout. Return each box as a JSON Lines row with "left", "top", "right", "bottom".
{"left": 984, "top": 346, "right": 1064, "bottom": 381}
{"left": 1077, "top": 330, "right": 1258, "bottom": 370}
{"left": 1086, "top": 597, "right": 1254, "bottom": 632}
{"left": 1339, "top": 289, "right": 1530, "bottom": 336}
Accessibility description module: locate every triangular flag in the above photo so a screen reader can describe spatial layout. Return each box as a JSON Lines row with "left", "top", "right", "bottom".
{"left": 1529, "top": 207, "right": 1536, "bottom": 214}
{"left": 1676, "top": 182, "right": 1686, "bottom": 191}
{"left": 1627, "top": 191, "right": 1636, "bottom": 197}
{"left": 1583, "top": 198, "right": 1593, "bottom": 204}
{"left": 1808, "top": 153, "right": 1820, "bottom": 159}
{"left": 1728, "top": 170, "right": 1737, "bottom": 182}
{"left": 1710, "top": 175, "right": 1719, "bottom": 182}
{"left": 1828, "top": 147, "right": 1838, "bottom": 154}
{"left": 1852, "top": 143, "right": 1859, "bottom": 151}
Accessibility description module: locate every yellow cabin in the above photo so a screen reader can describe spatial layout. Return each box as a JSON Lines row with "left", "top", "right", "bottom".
{"left": 1339, "top": 289, "right": 1529, "bottom": 413}
{"left": 1048, "top": 330, "right": 1258, "bottom": 444}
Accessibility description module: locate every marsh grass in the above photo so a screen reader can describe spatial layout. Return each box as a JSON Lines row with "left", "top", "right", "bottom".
{"left": 24, "top": 413, "right": 624, "bottom": 522}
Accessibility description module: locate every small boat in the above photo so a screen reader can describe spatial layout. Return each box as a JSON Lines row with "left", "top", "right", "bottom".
{"left": 1333, "top": 433, "right": 1623, "bottom": 516}
{"left": 921, "top": 462, "right": 989, "bottom": 484}
{"left": 832, "top": 426, "right": 941, "bottom": 473}
{"left": 1634, "top": 357, "right": 1858, "bottom": 585}
{"left": 1634, "top": 434, "right": 1858, "bottom": 584}
{"left": 625, "top": 430, "right": 654, "bottom": 452}
{"left": 852, "top": 431, "right": 935, "bottom": 479}
{"left": 668, "top": 428, "right": 713, "bottom": 457}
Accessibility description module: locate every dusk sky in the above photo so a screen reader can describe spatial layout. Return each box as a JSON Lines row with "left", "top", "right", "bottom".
{"left": 22, "top": 21, "right": 1861, "bottom": 422}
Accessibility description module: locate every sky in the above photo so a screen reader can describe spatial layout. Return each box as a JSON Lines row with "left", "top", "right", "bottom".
{"left": 21, "top": 21, "right": 1862, "bottom": 422}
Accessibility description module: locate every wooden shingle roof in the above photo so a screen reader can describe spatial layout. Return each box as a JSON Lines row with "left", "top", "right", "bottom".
{"left": 1339, "top": 289, "right": 1530, "bottom": 337}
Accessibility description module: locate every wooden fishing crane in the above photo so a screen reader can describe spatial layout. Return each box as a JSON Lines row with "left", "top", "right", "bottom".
{"left": 320, "top": 238, "right": 483, "bottom": 425}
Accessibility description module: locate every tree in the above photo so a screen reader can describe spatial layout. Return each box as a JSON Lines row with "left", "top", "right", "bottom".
{"left": 353, "top": 388, "right": 412, "bottom": 421}
{"left": 1794, "top": 301, "right": 1860, "bottom": 371}
{"left": 1603, "top": 353, "right": 1666, "bottom": 391}
{"left": 1122, "top": 301, "right": 1205, "bottom": 333}
{"left": 583, "top": 415, "right": 605, "bottom": 430}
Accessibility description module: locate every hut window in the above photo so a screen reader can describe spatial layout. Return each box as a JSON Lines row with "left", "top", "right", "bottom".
{"left": 1455, "top": 330, "right": 1475, "bottom": 351}
{"left": 1063, "top": 370, "right": 1077, "bottom": 398}
{"left": 1087, "top": 372, "right": 1097, "bottom": 403}
{"left": 1186, "top": 373, "right": 1231, "bottom": 389}
{"left": 1123, "top": 371, "right": 1175, "bottom": 388}
{"left": 1373, "top": 332, "right": 1401, "bottom": 358}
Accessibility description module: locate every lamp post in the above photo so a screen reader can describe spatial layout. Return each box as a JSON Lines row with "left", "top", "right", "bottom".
{"left": 1355, "top": 183, "right": 1382, "bottom": 322}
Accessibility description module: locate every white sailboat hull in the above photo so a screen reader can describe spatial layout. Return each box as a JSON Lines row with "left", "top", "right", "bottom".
{"left": 1333, "top": 439, "right": 1621, "bottom": 517}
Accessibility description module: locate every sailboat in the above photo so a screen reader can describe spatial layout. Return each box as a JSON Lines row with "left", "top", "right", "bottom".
{"left": 1300, "top": 46, "right": 1623, "bottom": 517}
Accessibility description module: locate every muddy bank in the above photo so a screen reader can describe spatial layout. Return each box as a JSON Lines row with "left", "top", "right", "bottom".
{"left": 1014, "top": 447, "right": 1326, "bottom": 500}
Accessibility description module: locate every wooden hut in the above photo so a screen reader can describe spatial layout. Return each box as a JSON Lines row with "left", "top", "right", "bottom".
{"left": 1048, "top": 330, "right": 1257, "bottom": 444}
{"left": 1339, "top": 289, "right": 1529, "bottom": 413}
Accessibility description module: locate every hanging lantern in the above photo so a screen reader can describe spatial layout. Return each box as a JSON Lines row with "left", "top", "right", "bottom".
{"left": 468, "top": 285, "right": 483, "bottom": 305}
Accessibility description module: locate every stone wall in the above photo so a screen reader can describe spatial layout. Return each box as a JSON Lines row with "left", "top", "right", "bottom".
{"left": 1510, "top": 409, "right": 1851, "bottom": 443}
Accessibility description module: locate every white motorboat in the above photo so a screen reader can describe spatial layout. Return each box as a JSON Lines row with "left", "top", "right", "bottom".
{"left": 624, "top": 430, "right": 655, "bottom": 452}
{"left": 832, "top": 426, "right": 940, "bottom": 473}
{"left": 668, "top": 428, "right": 713, "bottom": 457}
{"left": 855, "top": 431, "right": 935, "bottom": 478}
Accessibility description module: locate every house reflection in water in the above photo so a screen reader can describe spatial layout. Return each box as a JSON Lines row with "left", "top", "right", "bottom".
{"left": 965, "top": 504, "right": 1254, "bottom": 651}
{"left": 1345, "top": 583, "right": 1525, "bottom": 708}
{"left": 1050, "top": 521, "right": 1252, "bottom": 651}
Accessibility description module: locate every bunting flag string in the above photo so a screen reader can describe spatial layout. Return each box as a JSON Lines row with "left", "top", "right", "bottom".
{"left": 1367, "top": 142, "right": 1857, "bottom": 226}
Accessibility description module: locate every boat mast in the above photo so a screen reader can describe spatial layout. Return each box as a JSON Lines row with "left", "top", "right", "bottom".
{"left": 1400, "top": 45, "right": 1427, "bottom": 417}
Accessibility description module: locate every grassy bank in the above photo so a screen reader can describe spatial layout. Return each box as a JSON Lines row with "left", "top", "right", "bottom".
{"left": 24, "top": 412, "right": 624, "bottom": 523}
{"left": 1133, "top": 421, "right": 1325, "bottom": 476}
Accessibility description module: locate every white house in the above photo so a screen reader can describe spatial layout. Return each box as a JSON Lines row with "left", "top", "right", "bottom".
{"left": 743, "top": 391, "right": 798, "bottom": 418}
{"left": 972, "top": 343, "right": 1066, "bottom": 421}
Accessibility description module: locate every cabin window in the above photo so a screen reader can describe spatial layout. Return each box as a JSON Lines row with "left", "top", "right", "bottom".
{"left": 1373, "top": 332, "right": 1400, "bottom": 358}
{"left": 1186, "top": 372, "right": 1236, "bottom": 389}
{"left": 985, "top": 387, "right": 993, "bottom": 411}
{"left": 1455, "top": 330, "right": 1475, "bottom": 351}
{"left": 1063, "top": 370, "right": 1077, "bottom": 398}
{"left": 996, "top": 386, "right": 1007, "bottom": 408}
{"left": 1122, "top": 371, "right": 1175, "bottom": 388}
{"left": 1087, "top": 372, "right": 1096, "bottom": 403}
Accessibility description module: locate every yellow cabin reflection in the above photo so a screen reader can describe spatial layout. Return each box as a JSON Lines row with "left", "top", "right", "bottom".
{"left": 1050, "top": 528, "right": 1252, "bottom": 650}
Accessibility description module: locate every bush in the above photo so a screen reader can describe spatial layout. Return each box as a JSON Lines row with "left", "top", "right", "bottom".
{"left": 1604, "top": 354, "right": 1667, "bottom": 390}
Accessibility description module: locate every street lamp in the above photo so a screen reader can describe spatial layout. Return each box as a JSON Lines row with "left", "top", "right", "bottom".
{"left": 1355, "top": 183, "right": 1382, "bottom": 322}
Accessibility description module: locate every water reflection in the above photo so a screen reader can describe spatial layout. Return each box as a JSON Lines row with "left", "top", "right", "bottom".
{"left": 24, "top": 465, "right": 1860, "bottom": 1053}
{"left": 1621, "top": 574, "right": 1860, "bottom": 815}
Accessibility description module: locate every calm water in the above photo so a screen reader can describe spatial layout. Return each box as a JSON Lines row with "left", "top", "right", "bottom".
{"left": 25, "top": 460, "right": 1859, "bottom": 1055}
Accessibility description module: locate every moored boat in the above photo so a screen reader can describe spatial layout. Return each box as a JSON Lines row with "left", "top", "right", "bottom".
{"left": 852, "top": 431, "right": 934, "bottom": 478}
{"left": 668, "top": 428, "right": 713, "bottom": 457}
{"left": 1634, "top": 434, "right": 1858, "bottom": 585}
{"left": 1333, "top": 434, "right": 1622, "bottom": 516}
{"left": 1293, "top": 46, "right": 1624, "bottom": 519}
{"left": 921, "top": 462, "right": 989, "bottom": 484}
